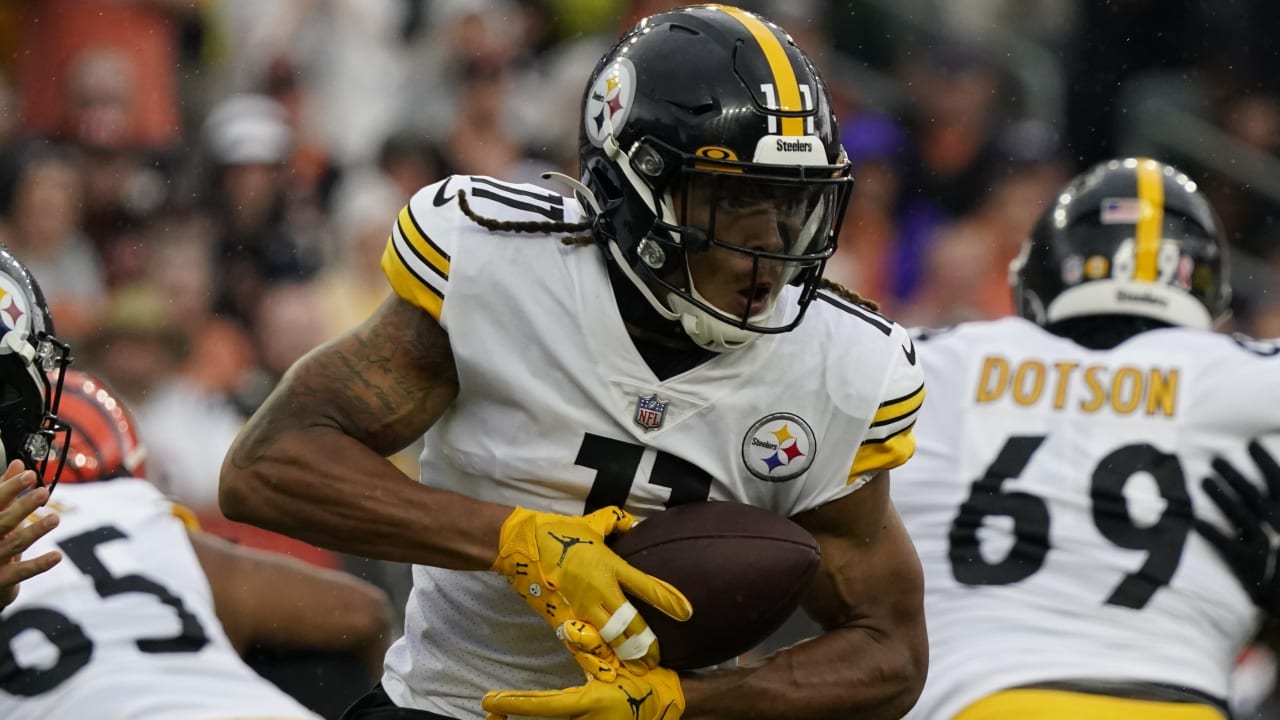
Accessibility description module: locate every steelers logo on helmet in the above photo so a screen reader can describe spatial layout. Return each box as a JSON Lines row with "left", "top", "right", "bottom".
{"left": 0, "top": 270, "right": 32, "bottom": 343}
{"left": 584, "top": 57, "right": 636, "bottom": 148}
{"left": 742, "top": 413, "right": 816, "bottom": 482}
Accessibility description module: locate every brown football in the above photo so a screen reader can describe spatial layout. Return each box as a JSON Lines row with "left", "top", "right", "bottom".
{"left": 609, "top": 500, "right": 822, "bottom": 670}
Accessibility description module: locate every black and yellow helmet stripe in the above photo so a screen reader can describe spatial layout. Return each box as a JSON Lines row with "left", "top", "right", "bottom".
{"left": 711, "top": 4, "right": 805, "bottom": 136}
{"left": 1133, "top": 157, "right": 1165, "bottom": 282}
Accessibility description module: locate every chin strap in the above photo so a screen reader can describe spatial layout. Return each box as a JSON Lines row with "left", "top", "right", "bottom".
{"left": 1, "top": 330, "right": 36, "bottom": 364}
{"left": 666, "top": 288, "right": 765, "bottom": 353}
{"left": 606, "top": 237, "right": 754, "bottom": 352}
{"left": 540, "top": 171, "right": 603, "bottom": 216}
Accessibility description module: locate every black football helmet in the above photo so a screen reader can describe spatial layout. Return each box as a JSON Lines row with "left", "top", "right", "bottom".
{"left": 577, "top": 4, "right": 851, "bottom": 352}
{"left": 0, "top": 245, "right": 71, "bottom": 491}
{"left": 1011, "top": 157, "right": 1230, "bottom": 331}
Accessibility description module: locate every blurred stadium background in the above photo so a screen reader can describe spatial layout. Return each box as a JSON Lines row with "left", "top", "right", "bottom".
{"left": 4, "top": 0, "right": 1280, "bottom": 717}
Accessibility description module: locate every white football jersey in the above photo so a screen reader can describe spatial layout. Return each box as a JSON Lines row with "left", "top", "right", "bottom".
{"left": 895, "top": 316, "right": 1272, "bottom": 720}
{"left": 378, "top": 175, "right": 925, "bottom": 718}
{"left": 0, "top": 479, "right": 320, "bottom": 720}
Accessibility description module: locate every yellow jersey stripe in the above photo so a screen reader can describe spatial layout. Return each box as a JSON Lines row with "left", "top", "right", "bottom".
{"left": 714, "top": 5, "right": 804, "bottom": 136}
{"left": 382, "top": 238, "right": 444, "bottom": 320}
{"left": 850, "top": 425, "right": 917, "bottom": 480}
{"left": 955, "top": 688, "right": 1227, "bottom": 720}
{"left": 1133, "top": 157, "right": 1165, "bottom": 281}
{"left": 171, "top": 503, "right": 201, "bottom": 531}
{"left": 398, "top": 206, "right": 450, "bottom": 278}
{"left": 873, "top": 383, "right": 925, "bottom": 425}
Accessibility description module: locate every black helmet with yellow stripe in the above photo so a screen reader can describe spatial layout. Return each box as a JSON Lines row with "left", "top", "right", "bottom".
{"left": 0, "top": 244, "right": 72, "bottom": 490}
{"left": 1011, "top": 157, "right": 1230, "bottom": 333}
{"left": 577, "top": 4, "right": 851, "bottom": 352}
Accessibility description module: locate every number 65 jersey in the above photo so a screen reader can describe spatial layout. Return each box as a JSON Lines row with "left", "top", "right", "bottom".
{"left": 0, "top": 479, "right": 319, "bottom": 720}
{"left": 893, "top": 316, "right": 1272, "bottom": 720}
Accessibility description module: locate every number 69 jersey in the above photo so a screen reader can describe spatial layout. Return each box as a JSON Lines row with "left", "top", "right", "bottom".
{"left": 378, "top": 176, "right": 924, "bottom": 717}
{"left": 0, "top": 479, "right": 319, "bottom": 720}
{"left": 893, "top": 316, "right": 1273, "bottom": 720}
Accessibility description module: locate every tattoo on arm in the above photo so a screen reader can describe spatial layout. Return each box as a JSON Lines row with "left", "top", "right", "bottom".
{"left": 231, "top": 296, "right": 459, "bottom": 468}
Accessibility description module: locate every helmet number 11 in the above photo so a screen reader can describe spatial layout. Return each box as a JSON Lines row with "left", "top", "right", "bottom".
{"left": 758, "top": 83, "right": 815, "bottom": 135}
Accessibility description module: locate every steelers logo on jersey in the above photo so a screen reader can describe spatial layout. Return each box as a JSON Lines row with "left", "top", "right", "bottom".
{"left": 741, "top": 413, "right": 816, "bottom": 482}
{"left": 584, "top": 57, "right": 637, "bottom": 147}
{"left": 0, "top": 270, "right": 32, "bottom": 345}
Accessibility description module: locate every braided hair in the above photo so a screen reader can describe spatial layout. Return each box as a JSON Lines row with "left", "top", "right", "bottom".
{"left": 456, "top": 189, "right": 592, "bottom": 236}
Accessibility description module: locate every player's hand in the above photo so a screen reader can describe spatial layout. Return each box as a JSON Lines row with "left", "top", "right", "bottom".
{"left": 482, "top": 620, "right": 685, "bottom": 720}
{"left": 1195, "top": 440, "right": 1280, "bottom": 616}
{"left": 491, "top": 506, "right": 692, "bottom": 666}
{"left": 0, "top": 460, "right": 62, "bottom": 609}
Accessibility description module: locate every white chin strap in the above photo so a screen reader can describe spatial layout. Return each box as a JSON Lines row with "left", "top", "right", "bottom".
{"left": 667, "top": 283, "right": 773, "bottom": 353}
{"left": 607, "top": 238, "right": 767, "bottom": 353}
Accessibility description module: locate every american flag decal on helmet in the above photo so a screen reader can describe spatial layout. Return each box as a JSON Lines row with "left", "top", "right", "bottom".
{"left": 634, "top": 394, "right": 668, "bottom": 431}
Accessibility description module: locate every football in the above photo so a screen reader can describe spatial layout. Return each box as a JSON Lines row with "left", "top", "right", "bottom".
{"left": 609, "top": 500, "right": 822, "bottom": 670}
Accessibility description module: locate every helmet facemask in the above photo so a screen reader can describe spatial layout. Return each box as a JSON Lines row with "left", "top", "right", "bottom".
{"left": 599, "top": 136, "right": 851, "bottom": 352}
{"left": 0, "top": 328, "right": 71, "bottom": 492}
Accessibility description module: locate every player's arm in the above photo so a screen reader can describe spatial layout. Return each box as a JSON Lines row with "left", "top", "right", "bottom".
{"left": 189, "top": 530, "right": 393, "bottom": 678}
{"left": 679, "top": 473, "right": 927, "bottom": 720}
{"left": 0, "top": 460, "right": 61, "bottom": 609}
{"left": 218, "top": 293, "right": 510, "bottom": 570}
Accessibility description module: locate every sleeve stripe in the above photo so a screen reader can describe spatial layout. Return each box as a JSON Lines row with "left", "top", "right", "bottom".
{"left": 387, "top": 237, "right": 442, "bottom": 296}
{"left": 403, "top": 203, "right": 452, "bottom": 261}
{"left": 873, "top": 383, "right": 925, "bottom": 424}
{"left": 398, "top": 207, "right": 451, "bottom": 277}
{"left": 862, "top": 421, "right": 915, "bottom": 446}
{"left": 171, "top": 503, "right": 201, "bottom": 531}
{"left": 865, "top": 414, "right": 917, "bottom": 442}
{"left": 394, "top": 221, "right": 447, "bottom": 284}
{"left": 383, "top": 240, "right": 444, "bottom": 319}
{"left": 391, "top": 223, "right": 447, "bottom": 294}
{"left": 869, "top": 405, "right": 921, "bottom": 429}
{"left": 850, "top": 425, "right": 917, "bottom": 479}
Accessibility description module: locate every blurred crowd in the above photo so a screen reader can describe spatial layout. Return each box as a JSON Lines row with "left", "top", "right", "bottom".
{"left": 2, "top": 0, "right": 1280, "bottom": 693}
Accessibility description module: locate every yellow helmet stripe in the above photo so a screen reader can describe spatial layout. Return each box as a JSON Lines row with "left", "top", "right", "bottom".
{"left": 712, "top": 5, "right": 805, "bottom": 136}
{"left": 1134, "top": 158, "right": 1165, "bottom": 281}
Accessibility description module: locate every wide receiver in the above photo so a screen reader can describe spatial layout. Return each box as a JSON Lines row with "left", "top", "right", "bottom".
{"left": 221, "top": 4, "right": 927, "bottom": 720}
{"left": 894, "top": 157, "right": 1277, "bottom": 719}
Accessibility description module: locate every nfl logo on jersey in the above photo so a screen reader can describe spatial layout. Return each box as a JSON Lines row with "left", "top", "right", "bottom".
{"left": 634, "top": 394, "right": 668, "bottom": 431}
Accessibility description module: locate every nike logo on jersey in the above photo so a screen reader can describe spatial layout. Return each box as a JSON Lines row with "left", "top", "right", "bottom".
{"left": 902, "top": 338, "right": 917, "bottom": 366}
{"left": 432, "top": 178, "right": 455, "bottom": 207}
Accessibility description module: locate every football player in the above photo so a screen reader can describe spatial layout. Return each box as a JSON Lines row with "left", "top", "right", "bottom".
{"left": 893, "top": 157, "right": 1274, "bottom": 719}
{"left": 0, "top": 245, "right": 70, "bottom": 609}
{"left": 0, "top": 369, "right": 394, "bottom": 720}
{"left": 220, "top": 5, "right": 928, "bottom": 720}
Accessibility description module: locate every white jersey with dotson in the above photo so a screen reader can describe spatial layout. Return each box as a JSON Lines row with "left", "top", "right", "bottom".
{"left": 378, "top": 175, "right": 926, "bottom": 719}
{"left": 894, "top": 316, "right": 1271, "bottom": 720}
{"left": 0, "top": 479, "right": 320, "bottom": 720}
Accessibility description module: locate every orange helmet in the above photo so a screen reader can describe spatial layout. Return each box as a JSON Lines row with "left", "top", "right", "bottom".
{"left": 43, "top": 370, "right": 147, "bottom": 484}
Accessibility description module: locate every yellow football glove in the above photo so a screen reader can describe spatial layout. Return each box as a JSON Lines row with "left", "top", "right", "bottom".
{"left": 491, "top": 506, "right": 692, "bottom": 666}
{"left": 483, "top": 620, "right": 685, "bottom": 720}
